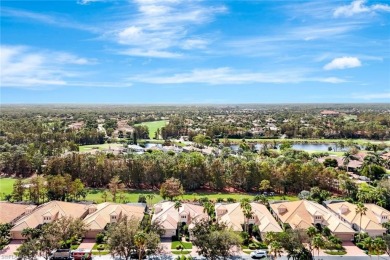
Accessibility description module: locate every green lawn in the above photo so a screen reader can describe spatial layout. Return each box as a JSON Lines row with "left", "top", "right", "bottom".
{"left": 0, "top": 178, "right": 17, "bottom": 195}
{"left": 171, "top": 241, "right": 193, "bottom": 250}
{"left": 134, "top": 120, "right": 168, "bottom": 139}
{"left": 79, "top": 143, "right": 125, "bottom": 152}
{"left": 222, "top": 138, "right": 390, "bottom": 145}
{"left": 85, "top": 189, "right": 298, "bottom": 204}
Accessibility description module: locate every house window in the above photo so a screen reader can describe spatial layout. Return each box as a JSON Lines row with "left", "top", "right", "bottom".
{"left": 250, "top": 216, "right": 255, "bottom": 220}
{"left": 181, "top": 215, "right": 187, "bottom": 219}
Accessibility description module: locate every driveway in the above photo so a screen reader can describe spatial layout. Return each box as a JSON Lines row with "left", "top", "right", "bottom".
{"left": 160, "top": 238, "right": 172, "bottom": 254}
{"left": 0, "top": 240, "right": 23, "bottom": 256}
{"left": 78, "top": 238, "right": 96, "bottom": 250}
{"left": 342, "top": 241, "right": 367, "bottom": 256}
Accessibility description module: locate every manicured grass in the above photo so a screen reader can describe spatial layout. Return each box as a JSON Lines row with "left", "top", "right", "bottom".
{"left": 134, "top": 120, "right": 168, "bottom": 139}
{"left": 222, "top": 138, "right": 390, "bottom": 145}
{"left": 171, "top": 241, "right": 193, "bottom": 250}
{"left": 85, "top": 189, "right": 163, "bottom": 204}
{"left": 79, "top": 143, "right": 125, "bottom": 152}
{"left": 0, "top": 178, "right": 17, "bottom": 195}
{"left": 85, "top": 189, "right": 298, "bottom": 204}
{"left": 93, "top": 243, "right": 108, "bottom": 250}
{"left": 324, "top": 250, "right": 347, "bottom": 255}
{"left": 171, "top": 250, "right": 192, "bottom": 255}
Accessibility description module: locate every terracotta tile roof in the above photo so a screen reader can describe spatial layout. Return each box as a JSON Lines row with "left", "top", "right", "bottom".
{"left": 215, "top": 202, "right": 282, "bottom": 233}
{"left": 0, "top": 203, "right": 36, "bottom": 224}
{"left": 151, "top": 202, "right": 207, "bottom": 230}
{"left": 327, "top": 202, "right": 387, "bottom": 232}
{"left": 270, "top": 200, "right": 354, "bottom": 234}
{"left": 83, "top": 202, "right": 145, "bottom": 231}
{"left": 11, "top": 201, "right": 89, "bottom": 232}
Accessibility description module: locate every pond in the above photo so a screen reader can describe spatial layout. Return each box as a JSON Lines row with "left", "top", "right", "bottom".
{"left": 144, "top": 143, "right": 163, "bottom": 149}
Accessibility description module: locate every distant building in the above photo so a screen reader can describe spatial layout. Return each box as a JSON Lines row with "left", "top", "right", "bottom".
{"left": 320, "top": 110, "right": 340, "bottom": 117}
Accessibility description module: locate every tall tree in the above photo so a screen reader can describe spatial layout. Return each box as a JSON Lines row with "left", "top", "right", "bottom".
{"left": 356, "top": 203, "right": 368, "bottom": 233}
{"left": 191, "top": 219, "right": 242, "bottom": 260}
{"left": 108, "top": 176, "right": 125, "bottom": 203}
{"left": 159, "top": 177, "right": 184, "bottom": 201}
{"left": 12, "top": 179, "right": 25, "bottom": 201}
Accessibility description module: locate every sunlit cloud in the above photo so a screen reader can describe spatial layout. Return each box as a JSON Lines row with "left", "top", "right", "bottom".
{"left": 324, "top": 56, "right": 362, "bottom": 70}
{"left": 128, "top": 67, "right": 347, "bottom": 85}
{"left": 334, "top": 0, "right": 390, "bottom": 17}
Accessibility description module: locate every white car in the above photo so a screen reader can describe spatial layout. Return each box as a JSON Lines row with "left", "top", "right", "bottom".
{"left": 250, "top": 250, "right": 267, "bottom": 259}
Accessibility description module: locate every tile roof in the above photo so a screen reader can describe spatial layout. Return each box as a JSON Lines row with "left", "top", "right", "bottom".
{"left": 83, "top": 202, "right": 145, "bottom": 231}
{"left": 327, "top": 202, "right": 387, "bottom": 232}
{"left": 0, "top": 202, "right": 36, "bottom": 224}
{"left": 270, "top": 200, "right": 354, "bottom": 234}
{"left": 151, "top": 202, "right": 207, "bottom": 230}
{"left": 215, "top": 202, "right": 282, "bottom": 233}
{"left": 11, "top": 201, "right": 89, "bottom": 232}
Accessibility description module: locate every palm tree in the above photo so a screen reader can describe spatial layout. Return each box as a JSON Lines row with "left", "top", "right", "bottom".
{"left": 134, "top": 232, "right": 147, "bottom": 260}
{"left": 312, "top": 234, "right": 324, "bottom": 259}
{"left": 174, "top": 200, "right": 182, "bottom": 238}
{"left": 361, "top": 237, "right": 374, "bottom": 259}
{"left": 343, "top": 152, "right": 352, "bottom": 171}
{"left": 203, "top": 201, "right": 215, "bottom": 221}
{"left": 240, "top": 199, "right": 252, "bottom": 233}
{"left": 373, "top": 237, "right": 386, "bottom": 260}
{"left": 269, "top": 241, "right": 283, "bottom": 260}
{"left": 306, "top": 226, "right": 318, "bottom": 255}
{"left": 146, "top": 194, "right": 155, "bottom": 208}
{"left": 356, "top": 203, "right": 368, "bottom": 233}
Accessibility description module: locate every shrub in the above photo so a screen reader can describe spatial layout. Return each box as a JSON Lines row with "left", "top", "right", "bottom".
{"left": 176, "top": 245, "right": 183, "bottom": 250}
{"left": 248, "top": 243, "right": 257, "bottom": 250}
{"left": 96, "top": 233, "right": 105, "bottom": 244}
{"left": 97, "top": 244, "right": 105, "bottom": 251}
{"left": 227, "top": 198, "right": 236, "bottom": 203}
{"left": 138, "top": 194, "right": 147, "bottom": 203}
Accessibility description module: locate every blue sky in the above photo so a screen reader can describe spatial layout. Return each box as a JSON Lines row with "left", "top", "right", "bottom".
{"left": 1, "top": 0, "right": 389, "bottom": 104}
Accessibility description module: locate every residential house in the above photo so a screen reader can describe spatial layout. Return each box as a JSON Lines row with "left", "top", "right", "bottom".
{"left": 0, "top": 202, "right": 36, "bottom": 224}
{"left": 83, "top": 202, "right": 146, "bottom": 238}
{"left": 326, "top": 201, "right": 387, "bottom": 237}
{"left": 215, "top": 202, "right": 282, "bottom": 238}
{"left": 10, "top": 201, "right": 90, "bottom": 239}
{"left": 320, "top": 110, "right": 340, "bottom": 117}
{"left": 151, "top": 201, "right": 207, "bottom": 239}
{"left": 270, "top": 200, "right": 355, "bottom": 241}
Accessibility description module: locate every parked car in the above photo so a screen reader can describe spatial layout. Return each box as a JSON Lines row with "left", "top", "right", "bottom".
{"left": 50, "top": 249, "right": 72, "bottom": 260}
{"left": 250, "top": 250, "right": 267, "bottom": 259}
{"left": 71, "top": 248, "right": 92, "bottom": 260}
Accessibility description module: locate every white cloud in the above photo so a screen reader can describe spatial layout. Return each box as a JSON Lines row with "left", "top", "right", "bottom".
{"left": 0, "top": 45, "right": 93, "bottom": 88}
{"left": 334, "top": 0, "right": 390, "bottom": 17}
{"left": 323, "top": 57, "right": 362, "bottom": 70}
{"left": 128, "top": 67, "right": 346, "bottom": 85}
{"left": 119, "top": 49, "right": 181, "bottom": 58}
{"left": 1, "top": 7, "right": 98, "bottom": 32}
{"left": 113, "top": 0, "right": 226, "bottom": 58}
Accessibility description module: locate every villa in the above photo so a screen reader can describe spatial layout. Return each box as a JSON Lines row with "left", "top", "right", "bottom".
{"left": 215, "top": 202, "right": 282, "bottom": 238}
{"left": 270, "top": 200, "right": 355, "bottom": 241}
{"left": 326, "top": 201, "right": 388, "bottom": 237}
